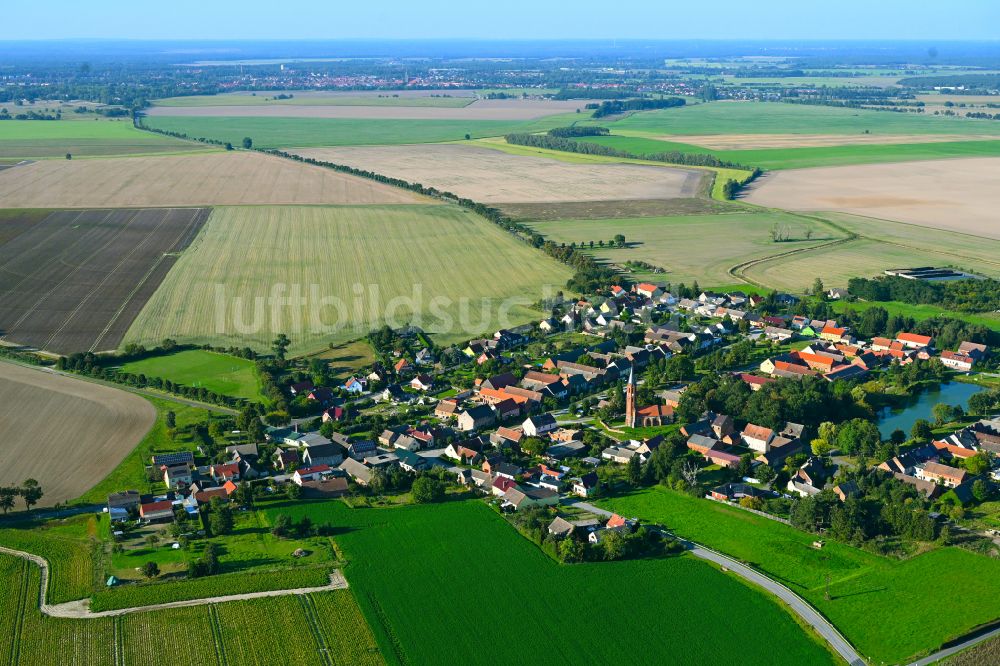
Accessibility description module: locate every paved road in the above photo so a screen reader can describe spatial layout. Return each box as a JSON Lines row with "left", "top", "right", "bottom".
{"left": 908, "top": 625, "right": 1000, "bottom": 666}
{"left": 0, "top": 544, "right": 348, "bottom": 618}
{"left": 569, "top": 500, "right": 866, "bottom": 666}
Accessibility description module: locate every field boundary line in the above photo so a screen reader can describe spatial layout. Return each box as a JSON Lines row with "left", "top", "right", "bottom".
{"left": 208, "top": 604, "right": 228, "bottom": 666}
{"left": 299, "top": 594, "right": 335, "bottom": 666}
{"left": 0, "top": 544, "right": 348, "bottom": 619}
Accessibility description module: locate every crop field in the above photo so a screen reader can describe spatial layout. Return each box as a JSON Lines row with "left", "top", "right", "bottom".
{"left": 265, "top": 500, "right": 836, "bottom": 665}
{"left": 947, "top": 635, "right": 1000, "bottom": 665}
{"left": 305, "top": 339, "right": 376, "bottom": 382}
{"left": 0, "top": 364, "right": 155, "bottom": 507}
{"left": 0, "top": 119, "right": 209, "bottom": 159}
{"left": 0, "top": 208, "right": 49, "bottom": 244}
{"left": 124, "top": 205, "right": 572, "bottom": 354}
{"left": 293, "top": 144, "right": 705, "bottom": 203}
{"left": 120, "top": 350, "right": 263, "bottom": 402}
{"left": 154, "top": 90, "right": 477, "bottom": 107}
{"left": 0, "top": 151, "right": 424, "bottom": 208}
{"left": 0, "top": 207, "right": 209, "bottom": 353}
{"left": 141, "top": 114, "right": 579, "bottom": 148}
{"left": 600, "top": 487, "right": 1000, "bottom": 664}
{"left": 497, "top": 197, "right": 731, "bottom": 221}
{"left": 577, "top": 132, "right": 1000, "bottom": 170}
{"left": 147, "top": 97, "right": 584, "bottom": 120}
{"left": 0, "top": 553, "right": 381, "bottom": 666}
{"left": 529, "top": 211, "right": 844, "bottom": 285}
{"left": 0, "top": 514, "right": 99, "bottom": 603}
{"left": 744, "top": 157, "right": 1000, "bottom": 237}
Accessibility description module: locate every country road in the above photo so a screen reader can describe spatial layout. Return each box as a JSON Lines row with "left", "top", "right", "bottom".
{"left": 0, "top": 545, "right": 348, "bottom": 618}
{"left": 568, "top": 500, "right": 867, "bottom": 666}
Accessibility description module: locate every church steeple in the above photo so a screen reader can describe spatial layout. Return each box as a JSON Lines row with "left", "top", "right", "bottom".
{"left": 625, "top": 366, "right": 637, "bottom": 429}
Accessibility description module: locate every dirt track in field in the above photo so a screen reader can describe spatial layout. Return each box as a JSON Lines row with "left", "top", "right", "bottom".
{"left": 0, "top": 363, "right": 155, "bottom": 506}
{"left": 293, "top": 144, "right": 704, "bottom": 203}
{"left": 145, "top": 98, "right": 583, "bottom": 120}
{"left": 0, "top": 151, "right": 425, "bottom": 208}
{"left": 669, "top": 132, "right": 1000, "bottom": 150}
{"left": 743, "top": 157, "right": 1000, "bottom": 239}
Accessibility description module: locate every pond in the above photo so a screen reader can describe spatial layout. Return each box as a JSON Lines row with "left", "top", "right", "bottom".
{"left": 877, "top": 382, "right": 983, "bottom": 439}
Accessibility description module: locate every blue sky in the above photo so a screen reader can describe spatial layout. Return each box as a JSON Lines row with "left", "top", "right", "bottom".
{"left": 3, "top": 1, "right": 999, "bottom": 40}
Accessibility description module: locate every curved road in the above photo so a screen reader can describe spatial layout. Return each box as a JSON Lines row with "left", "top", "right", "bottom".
{"left": 569, "top": 501, "right": 866, "bottom": 666}
{"left": 0, "top": 545, "right": 348, "bottom": 619}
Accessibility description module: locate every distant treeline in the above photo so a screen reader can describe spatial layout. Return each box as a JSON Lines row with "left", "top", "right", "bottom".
{"left": 552, "top": 88, "right": 645, "bottom": 100}
{"left": 547, "top": 126, "right": 609, "bottom": 138}
{"left": 847, "top": 275, "right": 1000, "bottom": 314}
{"left": 504, "top": 131, "right": 758, "bottom": 171}
{"left": 898, "top": 74, "right": 1000, "bottom": 91}
{"left": 589, "top": 97, "right": 686, "bottom": 118}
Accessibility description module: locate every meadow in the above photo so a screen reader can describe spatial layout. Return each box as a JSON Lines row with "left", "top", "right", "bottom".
{"left": 120, "top": 349, "right": 264, "bottom": 402}
{"left": 0, "top": 151, "right": 423, "bottom": 208}
{"left": 0, "top": 362, "right": 156, "bottom": 506}
{"left": 528, "top": 211, "right": 844, "bottom": 285}
{"left": 0, "top": 119, "right": 209, "bottom": 159}
{"left": 124, "top": 205, "right": 572, "bottom": 354}
{"left": 0, "top": 552, "right": 382, "bottom": 666}
{"left": 599, "top": 487, "right": 1000, "bottom": 664}
{"left": 142, "top": 114, "right": 578, "bottom": 148}
{"left": 828, "top": 299, "right": 1000, "bottom": 333}
{"left": 265, "top": 499, "right": 837, "bottom": 665}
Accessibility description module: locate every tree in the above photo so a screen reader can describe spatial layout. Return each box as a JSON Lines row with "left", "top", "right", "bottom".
{"left": 932, "top": 403, "right": 954, "bottom": 426}
{"left": 271, "top": 514, "right": 292, "bottom": 538}
{"left": 65, "top": 153, "right": 72, "bottom": 160}
{"left": 811, "top": 437, "right": 833, "bottom": 456}
{"left": 20, "top": 479, "right": 42, "bottom": 511}
{"left": 972, "top": 479, "right": 991, "bottom": 503}
{"left": 558, "top": 536, "right": 585, "bottom": 563}
{"left": 911, "top": 419, "right": 933, "bottom": 443}
{"left": 812, "top": 277, "right": 825, "bottom": 297}
{"left": 601, "top": 531, "right": 627, "bottom": 561}
{"left": 209, "top": 505, "right": 234, "bottom": 536}
{"left": 411, "top": 476, "right": 445, "bottom": 504}
{"left": 165, "top": 411, "right": 176, "bottom": 429}
{"left": 141, "top": 561, "right": 160, "bottom": 579}
{"left": 145, "top": 534, "right": 159, "bottom": 549}
{"left": 739, "top": 495, "right": 764, "bottom": 511}
{"left": 242, "top": 137, "right": 253, "bottom": 149}
{"left": 271, "top": 334, "right": 290, "bottom": 361}
{"left": 285, "top": 483, "right": 302, "bottom": 500}
{"left": 965, "top": 452, "right": 992, "bottom": 477}
{"left": 0, "top": 490, "right": 14, "bottom": 514}
{"left": 627, "top": 454, "right": 642, "bottom": 486}
{"left": 233, "top": 481, "right": 254, "bottom": 508}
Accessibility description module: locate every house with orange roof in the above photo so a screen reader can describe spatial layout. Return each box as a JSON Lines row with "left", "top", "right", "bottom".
{"left": 895, "top": 332, "right": 933, "bottom": 349}
{"left": 742, "top": 424, "right": 775, "bottom": 453}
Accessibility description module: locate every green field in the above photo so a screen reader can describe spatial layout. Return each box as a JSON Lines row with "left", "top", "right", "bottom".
{"left": 0, "top": 119, "right": 211, "bottom": 159}
{"left": 528, "top": 211, "right": 845, "bottom": 285}
{"left": 0, "top": 553, "right": 382, "bottom": 666}
{"left": 604, "top": 101, "right": 1000, "bottom": 137}
{"left": 0, "top": 515, "right": 98, "bottom": 604}
{"left": 600, "top": 487, "right": 1000, "bottom": 664}
{"left": 120, "top": 350, "right": 263, "bottom": 402}
{"left": 154, "top": 92, "right": 474, "bottom": 107}
{"left": 265, "top": 499, "right": 837, "bottom": 665}
{"left": 142, "top": 114, "right": 578, "bottom": 148}
{"left": 829, "top": 299, "right": 1000, "bottom": 333}
{"left": 124, "top": 205, "right": 572, "bottom": 354}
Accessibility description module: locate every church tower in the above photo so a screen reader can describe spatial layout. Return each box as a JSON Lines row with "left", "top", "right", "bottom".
{"left": 625, "top": 367, "right": 637, "bottom": 428}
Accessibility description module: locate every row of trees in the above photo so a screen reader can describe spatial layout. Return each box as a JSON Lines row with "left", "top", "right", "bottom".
{"left": 0, "top": 480, "right": 44, "bottom": 513}
{"left": 589, "top": 97, "right": 686, "bottom": 118}
{"left": 847, "top": 275, "right": 1000, "bottom": 315}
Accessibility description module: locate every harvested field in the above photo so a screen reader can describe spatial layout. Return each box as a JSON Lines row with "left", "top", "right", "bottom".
{"left": 0, "top": 209, "right": 49, "bottom": 245}
{"left": 156, "top": 89, "right": 479, "bottom": 105}
{"left": 147, "top": 98, "right": 583, "bottom": 120}
{"left": 0, "top": 151, "right": 425, "bottom": 208}
{"left": 0, "top": 363, "right": 155, "bottom": 506}
{"left": 497, "top": 198, "right": 730, "bottom": 221}
{"left": 124, "top": 205, "right": 572, "bottom": 354}
{"left": 743, "top": 157, "right": 1000, "bottom": 239}
{"left": 293, "top": 144, "right": 704, "bottom": 203}
{"left": 672, "top": 132, "right": 1000, "bottom": 150}
{"left": 0, "top": 119, "right": 208, "bottom": 159}
{"left": 529, "top": 211, "right": 843, "bottom": 285}
{"left": 0, "top": 207, "right": 208, "bottom": 353}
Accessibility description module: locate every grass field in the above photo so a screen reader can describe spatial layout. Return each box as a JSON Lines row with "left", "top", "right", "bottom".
{"left": 305, "top": 339, "right": 376, "bottom": 381}
{"left": 599, "top": 486, "right": 1000, "bottom": 664}
{"left": 0, "top": 207, "right": 210, "bottom": 353}
{"left": 0, "top": 151, "right": 424, "bottom": 208}
{"left": 0, "top": 552, "right": 382, "bottom": 666}
{"left": 120, "top": 350, "right": 263, "bottom": 402}
{"left": 578, "top": 132, "right": 1000, "bottom": 170}
{"left": 142, "top": 114, "right": 578, "bottom": 148}
{"left": 0, "top": 119, "right": 209, "bottom": 159}
{"left": 0, "top": 362, "right": 156, "bottom": 506}
{"left": 528, "top": 211, "right": 844, "bottom": 285}
{"left": 124, "top": 205, "right": 572, "bottom": 354}
{"left": 264, "top": 499, "right": 836, "bottom": 665}
{"left": 828, "top": 299, "right": 1000, "bottom": 332}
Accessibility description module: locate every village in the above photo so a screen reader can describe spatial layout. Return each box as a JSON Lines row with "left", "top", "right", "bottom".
{"left": 103, "top": 279, "right": 1000, "bottom": 572}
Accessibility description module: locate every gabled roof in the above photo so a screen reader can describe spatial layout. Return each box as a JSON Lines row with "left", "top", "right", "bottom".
{"left": 896, "top": 332, "right": 932, "bottom": 345}
{"left": 742, "top": 424, "right": 774, "bottom": 441}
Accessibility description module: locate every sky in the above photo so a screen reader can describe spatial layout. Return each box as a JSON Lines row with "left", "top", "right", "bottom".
{"left": 3, "top": 1, "right": 999, "bottom": 41}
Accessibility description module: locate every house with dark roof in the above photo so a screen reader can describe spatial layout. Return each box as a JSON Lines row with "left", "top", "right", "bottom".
{"left": 457, "top": 404, "right": 496, "bottom": 431}
{"left": 523, "top": 413, "right": 558, "bottom": 438}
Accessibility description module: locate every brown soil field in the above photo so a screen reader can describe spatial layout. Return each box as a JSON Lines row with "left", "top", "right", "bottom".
{"left": 145, "top": 98, "right": 583, "bottom": 120}
{"left": 743, "top": 157, "right": 1000, "bottom": 239}
{"left": 497, "top": 198, "right": 730, "bottom": 221}
{"left": 293, "top": 144, "right": 704, "bottom": 203}
{"left": 669, "top": 133, "right": 1000, "bottom": 150}
{"left": 0, "top": 151, "right": 425, "bottom": 208}
{"left": 0, "top": 208, "right": 209, "bottom": 353}
{"left": 0, "top": 362, "right": 155, "bottom": 506}
{"left": 0, "top": 209, "right": 49, "bottom": 245}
